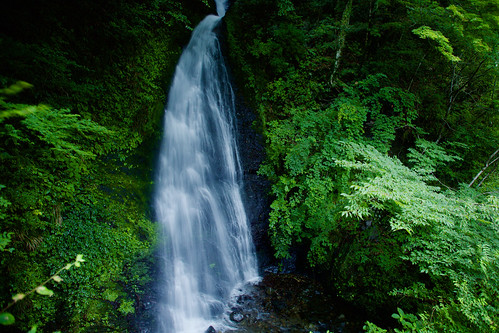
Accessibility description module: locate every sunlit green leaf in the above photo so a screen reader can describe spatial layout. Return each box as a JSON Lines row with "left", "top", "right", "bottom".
{"left": 0, "top": 312, "right": 15, "bottom": 325}
{"left": 35, "top": 286, "right": 54, "bottom": 296}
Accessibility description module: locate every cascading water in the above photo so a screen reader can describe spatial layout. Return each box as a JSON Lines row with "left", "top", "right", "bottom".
{"left": 154, "top": 1, "right": 258, "bottom": 332}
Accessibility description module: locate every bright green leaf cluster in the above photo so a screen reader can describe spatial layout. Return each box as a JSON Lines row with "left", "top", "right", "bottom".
{"left": 412, "top": 26, "right": 461, "bottom": 62}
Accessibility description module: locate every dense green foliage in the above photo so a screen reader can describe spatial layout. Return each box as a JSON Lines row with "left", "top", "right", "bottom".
{"left": 227, "top": 0, "right": 498, "bottom": 331}
{"left": 0, "top": 0, "right": 213, "bottom": 331}
{"left": 1, "top": 0, "right": 498, "bottom": 331}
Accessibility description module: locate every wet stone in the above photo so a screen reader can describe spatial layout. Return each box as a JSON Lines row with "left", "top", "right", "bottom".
{"left": 237, "top": 294, "right": 252, "bottom": 304}
{"left": 204, "top": 326, "right": 217, "bottom": 333}
{"left": 230, "top": 311, "right": 245, "bottom": 322}
{"left": 224, "top": 273, "right": 366, "bottom": 333}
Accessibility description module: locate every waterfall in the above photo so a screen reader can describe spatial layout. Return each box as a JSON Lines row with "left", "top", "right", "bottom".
{"left": 154, "top": 3, "right": 258, "bottom": 332}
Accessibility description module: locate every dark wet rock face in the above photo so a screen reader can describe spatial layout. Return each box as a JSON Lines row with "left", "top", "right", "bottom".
{"left": 218, "top": 18, "right": 275, "bottom": 272}
{"left": 226, "top": 273, "right": 365, "bottom": 333}
{"left": 131, "top": 285, "right": 158, "bottom": 333}
{"left": 232, "top": 77, "right": 274, "bottom": 271}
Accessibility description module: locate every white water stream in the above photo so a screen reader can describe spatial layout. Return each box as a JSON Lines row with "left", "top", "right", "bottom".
{"left": 154, "top": 2, "right": 258, "bottom": 332}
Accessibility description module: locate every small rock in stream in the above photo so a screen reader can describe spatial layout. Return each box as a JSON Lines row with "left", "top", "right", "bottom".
{"left": 237, "top": 294, "right": 251, "bottom": 303}
{"left": 230, "top": 310, "right": 245, "bottom": 323}
{"left": 204, "top": 326, "right": 217, "bottom": 333}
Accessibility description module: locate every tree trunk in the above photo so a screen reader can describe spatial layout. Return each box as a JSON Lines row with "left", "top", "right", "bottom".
{"left": 436, "top": 59, "right": 486, "bottom": 143}
{"left": 469, "top": 148, "right": 499, "bottom": 187}
{"left": 330, "top": 0, "right": 353, "bottom": 86}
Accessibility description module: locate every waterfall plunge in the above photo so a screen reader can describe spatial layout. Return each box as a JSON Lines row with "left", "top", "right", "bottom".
{"left": 154, "top": 5, "right": 258, "bottom": 333}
